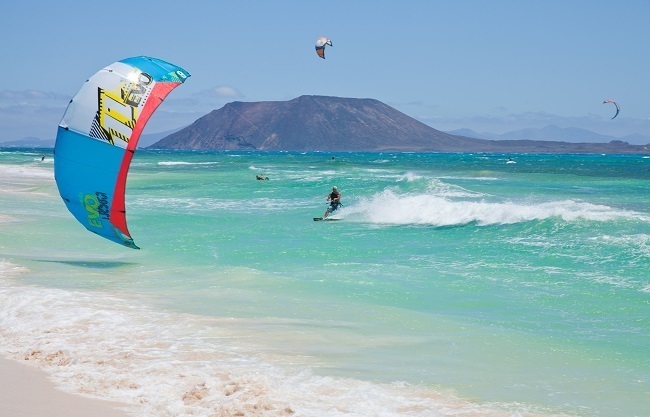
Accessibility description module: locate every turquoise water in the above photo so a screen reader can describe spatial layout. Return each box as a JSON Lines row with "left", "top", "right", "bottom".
{"left": 0, "top": 149, "right": 648, "bottom": 416}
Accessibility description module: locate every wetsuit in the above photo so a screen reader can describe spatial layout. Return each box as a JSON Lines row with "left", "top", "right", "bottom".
{"left": 329, "top": 190, "right": 341, "bottom": 212}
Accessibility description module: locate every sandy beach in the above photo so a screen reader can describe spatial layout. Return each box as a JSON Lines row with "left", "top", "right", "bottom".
{"left": 0, "top": 357, "right": 130, "bottom": 417}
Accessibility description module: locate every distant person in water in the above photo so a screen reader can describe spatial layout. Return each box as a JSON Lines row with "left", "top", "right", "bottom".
{"left": 40, "top": 154, "right": 45, "bottom": 162}
{"left": 323, "top": 186, "right": 341, "bottom": 218}
{"left": 256, "top": 174, "right": 269, "bottom": 180}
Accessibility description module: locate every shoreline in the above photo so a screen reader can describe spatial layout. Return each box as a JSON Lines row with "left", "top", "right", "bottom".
{"left": 0, "top": 356, "right": 131, "bottom": 417}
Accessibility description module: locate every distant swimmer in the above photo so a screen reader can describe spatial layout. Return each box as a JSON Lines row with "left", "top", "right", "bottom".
{"left": 323, "top": 186, "right": 341, "bottom": 219}
{"left": 507, "top": 157, "right": 516, "bottom": 164}
{"left": 256, "top": 174, "right": 269, "bottom": 180}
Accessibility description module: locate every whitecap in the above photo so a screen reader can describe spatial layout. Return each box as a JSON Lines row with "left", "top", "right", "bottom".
{"left": 157, "top": 161, "right": 218, "bottom": 166}
{"left": 343, "top": 188, "right": 646, "bottom": 227}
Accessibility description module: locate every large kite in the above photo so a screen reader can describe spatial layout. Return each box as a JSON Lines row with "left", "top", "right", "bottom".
{"left": 54, "top": 56, "right": 190, "bottom": 249}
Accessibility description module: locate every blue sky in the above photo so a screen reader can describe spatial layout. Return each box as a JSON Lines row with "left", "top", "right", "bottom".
{"left": 2, "top": 0, "right": 649, "bottom": 143}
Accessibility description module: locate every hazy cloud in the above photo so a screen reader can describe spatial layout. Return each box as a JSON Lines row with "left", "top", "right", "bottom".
{"left": 0, "top": 89, "right": 69, "bottom": 101}
{"left": 0, "top": 102, "right": 65, "bottom": 141}
{"left": 163, "top": 86, "right": 245, "bottom": 111}
{"left": 388, "top": 100, "right": 439, "bottom": 109}
{"left": 150, "top": 86, "right": 247, "bottom": 122}
{"left": 186, "top": 86, "right": 244, "bottom": 103}
{"left": 211, "top": 86, "right": 243, "bottom": 99}
{"left": 416, "top": 111, "right": 650, "bottom": 140}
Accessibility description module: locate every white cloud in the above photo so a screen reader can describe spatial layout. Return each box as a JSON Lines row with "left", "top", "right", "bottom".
{"left": 211, "top": 86, "right": 243, "bottom": 99}
{"left": 165, "top": 86, "right": 246, "bottom": 111}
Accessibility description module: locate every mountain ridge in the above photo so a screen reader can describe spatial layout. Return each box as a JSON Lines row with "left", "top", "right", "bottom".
{"left": 446, "top": 125, "right": 650, "bottom": 145}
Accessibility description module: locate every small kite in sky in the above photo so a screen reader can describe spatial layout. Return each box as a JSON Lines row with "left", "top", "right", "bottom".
{"left": 603, "top": 99, "right": 620, "bottom": 119}
{"left": 315, "top": 37, "right": 333, "bottom": 59}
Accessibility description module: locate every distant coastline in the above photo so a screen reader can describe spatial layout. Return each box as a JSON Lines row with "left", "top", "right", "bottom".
{"left": 149, "top": 96, "right": 649, "bottom": 154}
{"left": 3, "top": 96, "right": 649, "bottom": 154}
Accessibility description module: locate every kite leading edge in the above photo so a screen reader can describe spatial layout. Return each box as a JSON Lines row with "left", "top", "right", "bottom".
{"left": 54, "top": 56, "right": 190, "bottom": 249}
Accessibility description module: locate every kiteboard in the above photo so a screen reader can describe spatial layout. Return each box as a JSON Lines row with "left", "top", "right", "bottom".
{"left": 313, "top": 217, "right": 342, "bottom": 222}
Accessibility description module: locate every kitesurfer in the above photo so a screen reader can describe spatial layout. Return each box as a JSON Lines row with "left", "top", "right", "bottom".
{"left": 40, "top": 154, "right": 45, "bottom": 162}
{"left": 323, "top": 186, "right": 341, "bottom": 219}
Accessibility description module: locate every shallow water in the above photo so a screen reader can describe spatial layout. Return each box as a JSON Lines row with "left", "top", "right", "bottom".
{"left": 1, "top": 150, "right": 648, "bottom": 416}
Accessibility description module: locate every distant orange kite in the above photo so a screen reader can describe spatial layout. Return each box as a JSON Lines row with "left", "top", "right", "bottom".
{"left": 315, "top": 37, "right": 333, "bottom": 59}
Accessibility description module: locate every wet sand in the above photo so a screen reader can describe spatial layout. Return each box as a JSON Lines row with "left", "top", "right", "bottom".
{"left": 0, "top": 357, "right": 130, "bottom": 417}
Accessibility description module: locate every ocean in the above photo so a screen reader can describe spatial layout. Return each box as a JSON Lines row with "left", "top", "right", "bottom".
{"left": 0, "top": 149, "right": 648, "bottom": 417}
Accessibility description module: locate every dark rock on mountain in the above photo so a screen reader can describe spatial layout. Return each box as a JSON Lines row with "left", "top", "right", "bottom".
{"left": 150, "top": 96, "right": 649, "bottom": 154}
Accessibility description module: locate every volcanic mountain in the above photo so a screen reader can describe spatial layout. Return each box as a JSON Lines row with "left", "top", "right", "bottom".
{"left": 150, "top": 95, "right": 483, "bottom": 151}
{"left": 149, "top": 95, "right": 647, "bottom": 153}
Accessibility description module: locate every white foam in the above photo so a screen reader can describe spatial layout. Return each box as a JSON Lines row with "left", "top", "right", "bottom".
{"left": 397, "top": 172, "right": 423, "bottom": 182}
{"left": 0, "top": 214, "right": 19, "bottom": 223}
{"left": 157, "top": 161, "right": 219, "bottom": 166}
{"left": 426, "top": 179, "right": 486, "bottom": 198}
{"left": 0, "top": 259, "right": 29, "bottom": 281}
{"left": 249, "top": 165, "right": 272, "bottom": 171}
{"left": 0, "top": 164, "right": 55, "bottom": 197}
{"left": 344, "top": 188, "right": 646, "bottom": 227}
{"left": 131, "top": 196, "right": 312, "bottom": 212}
{"left": 0, "top": 163, "right": 53, "bottom": 180}
{"left": 589, "top": 234, "right": 650, "bottom": 258}
{"left": 0, "top": 282, "right": 549, "bottom": 417}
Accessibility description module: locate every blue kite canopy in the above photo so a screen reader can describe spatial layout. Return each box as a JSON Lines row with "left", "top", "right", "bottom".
{"left": 54, "top": 56, "right": 190, "bottom": 249}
